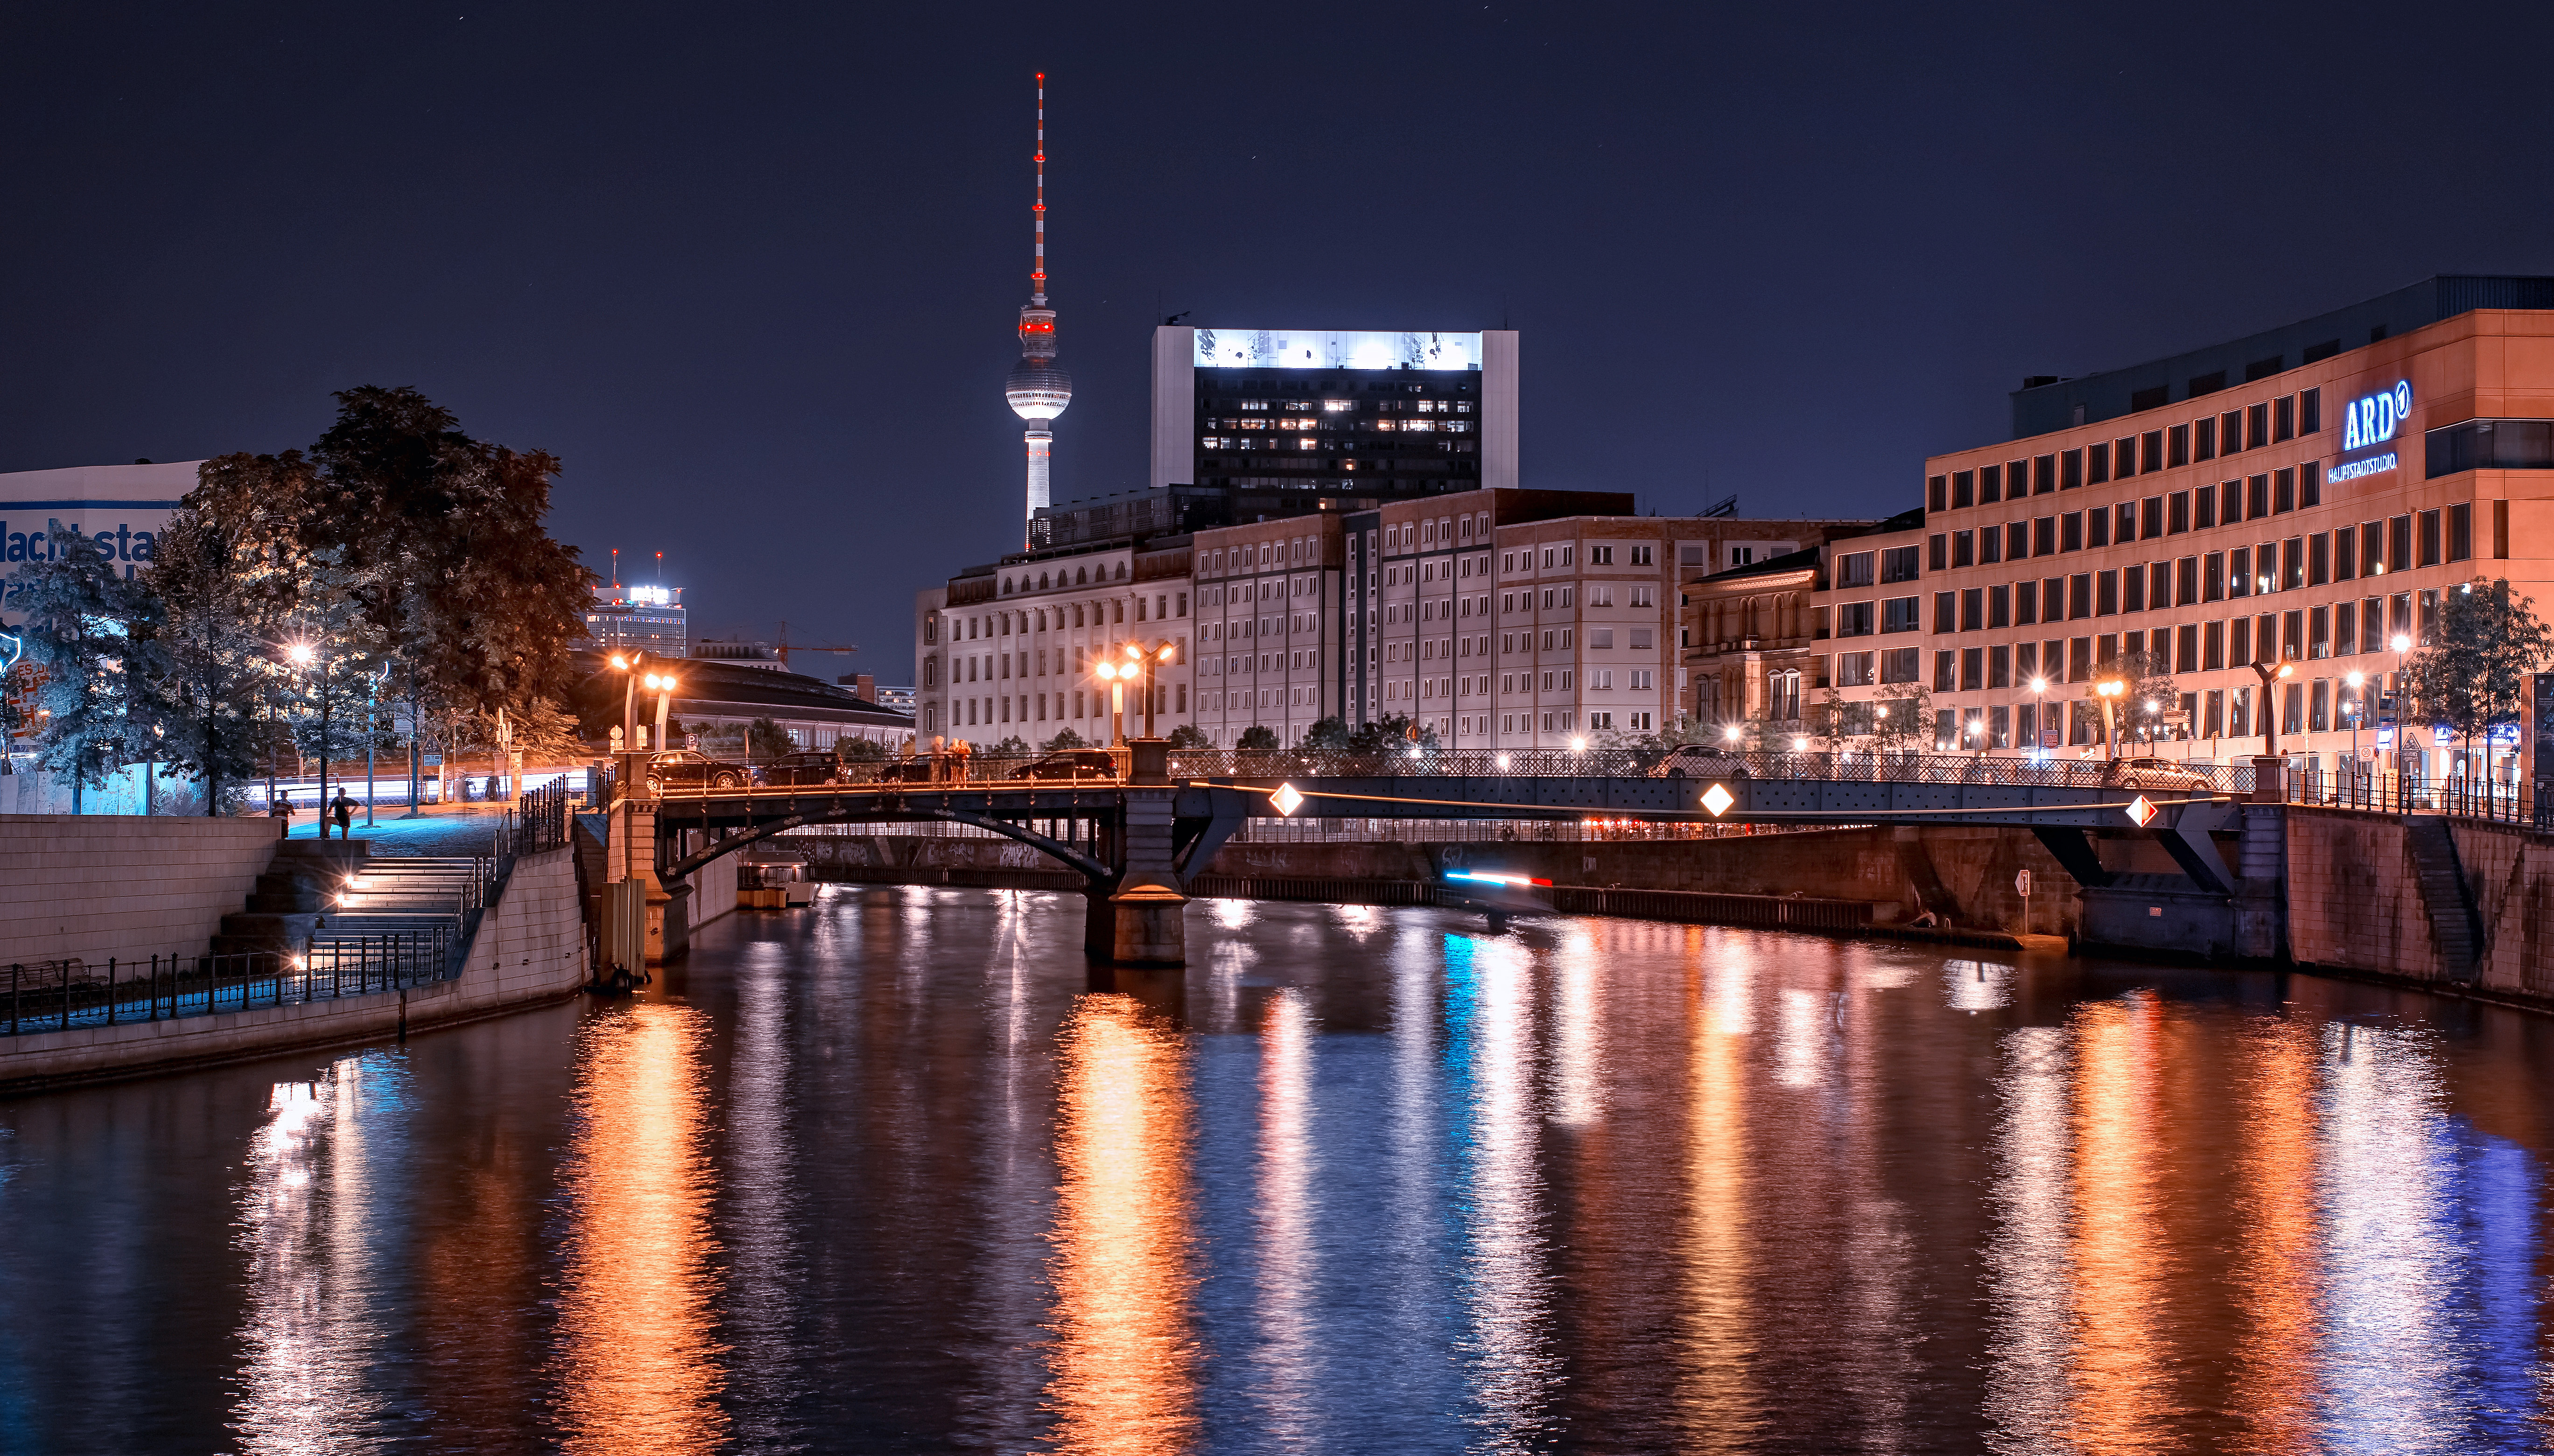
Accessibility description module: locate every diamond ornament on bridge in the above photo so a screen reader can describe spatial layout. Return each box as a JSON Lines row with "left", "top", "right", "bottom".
{"left": 2126, "top": 794, "right": 2157, "bottom": 827}
{"left": 1701, "top": 783, "right": 1735, "bottom": 818}
{"left": 1271, "top": 783, "right": 1305, "bottom": 816}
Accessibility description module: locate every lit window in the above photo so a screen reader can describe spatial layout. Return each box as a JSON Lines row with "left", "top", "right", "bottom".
{"left": 1240, "top": 400, "right": 1267, "bottom": 410}
{"left": 1323, "top": 399, "right": 1354, "bottom": 412}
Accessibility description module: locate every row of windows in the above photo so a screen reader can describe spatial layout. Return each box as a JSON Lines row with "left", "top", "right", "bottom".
{"left": 1924, "top": 506, "right": 2476, "bottom": 631}
{"left": 1833, "top": 597, "right": 1925, "bottom": 637}
{"left": 1911, "top": 595, "right": 2431, "bottom": 696}
{"left": 1212, "top": 398, "right": 1472, "bottom": 414}
{"left": 932, "top": 594, "right": 1185, "bottom": 644}
{"left": 1927, "top": 389, "right": 2325, "bottom": 512}
{"left": 1928, "top": 465, "right": 2335, "bottom": 570}
{"left": 1831, "top": 545, "right": 1921, "bottom": 588}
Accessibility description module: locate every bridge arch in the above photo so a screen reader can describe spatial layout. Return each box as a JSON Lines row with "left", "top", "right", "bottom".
{"left": 657, "top": 804, "right": 1111, "bottom": 886}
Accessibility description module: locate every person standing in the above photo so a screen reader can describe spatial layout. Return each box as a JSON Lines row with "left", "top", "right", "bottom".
{"left": 330, "top": 789, "right": 356, "bottom": 840}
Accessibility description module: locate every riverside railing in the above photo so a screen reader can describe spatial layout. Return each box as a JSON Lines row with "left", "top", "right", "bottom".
{"left": 2281, "top": 766, "right": 2539, "bottom": 826}
{"left": 824, "top": 747, "right": 2263, "bottom": 794}
{"left": 6, "top": 929, "right": 457, "bottom": 1038}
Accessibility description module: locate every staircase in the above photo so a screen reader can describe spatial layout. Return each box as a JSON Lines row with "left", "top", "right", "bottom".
{"left": 2403, "top": 816, "right": 2485, "bottom": 982}
{"left": 308, "top": 858, "right": 481, "bottom": 971}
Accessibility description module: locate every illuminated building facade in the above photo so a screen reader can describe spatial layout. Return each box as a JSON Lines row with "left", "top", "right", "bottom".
{"left": 581, "top": 582, "right": 687, "bottom": 659}
{"left": 1149, "top": 327, "right": 1520, "bottom": 512}
{"left": 1795, "top": 275, "right": 2554, "bottom": 782}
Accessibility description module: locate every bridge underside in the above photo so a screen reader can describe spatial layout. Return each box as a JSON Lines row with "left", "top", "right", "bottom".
{"left": 637, "top": 773, "right": 2244, "bottom": 964}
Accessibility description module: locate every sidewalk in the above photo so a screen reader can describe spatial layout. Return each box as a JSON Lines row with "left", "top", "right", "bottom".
{"left": 279, "top": 802, "right": 529, "bottom": 859}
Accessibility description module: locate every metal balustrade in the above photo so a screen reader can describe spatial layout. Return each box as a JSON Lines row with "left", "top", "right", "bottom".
{"left": 4, "top": 781, "right": 575, "bottom": 1040}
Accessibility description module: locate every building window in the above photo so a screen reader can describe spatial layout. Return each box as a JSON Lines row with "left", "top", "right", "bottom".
{"left": 1881, "top": 546, "right": 1921, "bottom": 583}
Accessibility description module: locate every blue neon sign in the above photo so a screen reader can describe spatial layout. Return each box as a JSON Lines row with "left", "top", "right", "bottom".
{"left": 2343, "top": 381, "right": 2414, "bottom": 452}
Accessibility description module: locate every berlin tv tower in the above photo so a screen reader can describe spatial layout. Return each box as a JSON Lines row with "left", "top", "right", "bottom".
{"left": 1004, "top": 72, "right": 1071, "bottom": 546}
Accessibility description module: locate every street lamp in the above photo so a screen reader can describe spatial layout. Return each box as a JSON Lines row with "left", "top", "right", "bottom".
{"left": 643, "top": 670, "right": 679, "bottom": 759}
{"left": 2346, "top": 670, "right": 2365, "bottom": 765}
{"left": 2028, "top": 677, "right": 2049, "bottom": 757}
{"left": 2093, "top": 676, "right": 2126, "bottom": 762}
{"left": 1120, "top": 639, "right": 1177, "bottom": 738}
{"left": 285, "top": 638, "right": 336, "bottom": 839}
{"left": 2250, "top": 655, "right": 2298, "bottom": 763}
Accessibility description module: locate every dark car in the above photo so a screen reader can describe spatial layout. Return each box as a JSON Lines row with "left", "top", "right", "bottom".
{"left": 1650, "top": 744, "right": 1752, "bottom": 780}
{"left": 759, "top": 749, "right": 849, "bottom": 786}
{"left": 1018, "top": 749, "right": 1122, "bottom": 782}
{"left": 865, "top": 758, "right": 938, "bottom": 784}
{"left": 642, "top": 749, "right": 748, "bottom": 794}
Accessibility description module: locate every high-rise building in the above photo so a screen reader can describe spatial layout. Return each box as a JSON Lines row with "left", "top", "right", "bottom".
{"left": 581, "top": 581, "right": 687, "bottom": 658}
{"left": 1148, "top": 326, "right": 1519, "bottom": 512}
{"left": 1004, "top": 74, "right": 1071, "bottom": 546}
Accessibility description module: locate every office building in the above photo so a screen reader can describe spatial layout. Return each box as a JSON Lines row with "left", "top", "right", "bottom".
{"left": 581, "top": 582, "right": 688, "bottom": 658}
{"left": 0, "top": 460, "right": 196, "bottom": 626}
{"left": 1799, "top": 275, "right": 2554, "bottom": 785}
{"left": 1149, "top": 327, "right": 1520, "bottom": 513}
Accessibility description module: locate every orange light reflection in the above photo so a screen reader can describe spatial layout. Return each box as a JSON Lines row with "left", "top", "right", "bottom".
{"left": 552, "top": 1004, "right": 728, "bottom": 1454}
{"left": 1044, "top": 994, "right": 1200, "bottom": 1454}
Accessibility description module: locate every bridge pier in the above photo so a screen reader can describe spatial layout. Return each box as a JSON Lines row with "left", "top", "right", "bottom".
{"left": 1074, "top": 742, "right": 1189, "bottom": 966}
{"left": 610, "top": 758, "right": 678, "bottom": 967}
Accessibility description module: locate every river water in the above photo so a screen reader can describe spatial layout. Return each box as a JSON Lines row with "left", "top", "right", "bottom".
{"left": 4, "top": 886, "right": 2553, "bottom": 1454}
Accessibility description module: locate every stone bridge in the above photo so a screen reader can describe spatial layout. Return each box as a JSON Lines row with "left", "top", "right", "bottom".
{"left": 598, "top": 743, "right": 2261, "bottom": 966}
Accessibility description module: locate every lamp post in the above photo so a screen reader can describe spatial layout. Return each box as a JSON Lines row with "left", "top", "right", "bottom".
{"left": 1094, "top": 660, "right": 1126, "bottom": 744}
{"left": 2391, "top": 631, "right": 2414, "bottom": 794}
{"left": 2093, "top": 676, "right": 2125, "bottom": 763}
{"left": 287, "top": 639, "right": 329, "bottom": 838}
{"left": 2249, "top": 655, "right": 2298, "bottom": 800}
{"left": 1111, "top": 639, "right": 1178, "bottom": 738}
{"left": 2028, "top": 677, "right": 2048, "bottom": 757}
{"left": 2345, "top": 669, "right": 2365, "bottom": 765}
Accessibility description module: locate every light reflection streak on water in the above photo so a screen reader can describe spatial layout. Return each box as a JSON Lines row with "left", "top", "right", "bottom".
{"left": 1984, "top": 1027, "right": 2073, "bottom": 1454}
{"left": 1775, "top": 986, "right": 1824, "bottom": 1089}
{"left": 552, "top": 1003, "right": 727, "bottom": 1454}
{"left": 228, "top": 1061, "right": 396, "bottom": 1454}
{"left": 721, "top": 945, "right": 806, "bottom": 1442}
{"left": 2314, "top": 1021, "right": 2463, "bottom": 1450}
{"left": 1679, "top": 933, "right": 1760, "bottom": 1449}
{"left": 1444, "top": 933, "right": 1558, "bottom": 1451}
{"left": 1043, "top": 995, "right": 1199, "bottom": 1454}
{"left": 1549, "top": 928, "right": 1602, "bottom": 1127}
{"left": 2064, "top": 994, "right": 2169, "bottom": 1453}
{"left": 1944, "top": 958, "right": 2014, "bottom": 1012}
{"left": 1253, "top": 989, "right": 1317, "bottom": 1443}
{"left": 2229, "top": 1016, "right": 2322, "bottom": 1451}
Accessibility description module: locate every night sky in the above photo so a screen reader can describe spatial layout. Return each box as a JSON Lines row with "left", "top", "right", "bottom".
{"left": 8, "top": 1, "right": 2549, "bottom": 683}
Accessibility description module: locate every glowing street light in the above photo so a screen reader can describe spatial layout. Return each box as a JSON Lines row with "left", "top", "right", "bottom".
{"left": 2093, "top": 676, "right": 2126, "bottom": 762}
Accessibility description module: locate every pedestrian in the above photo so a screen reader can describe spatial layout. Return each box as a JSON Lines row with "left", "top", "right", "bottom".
{"left": 270, "top": 793, "right": 293, "bottom": 837}
{"left": 953, "top": 737, "right": 972, "bottom": 780}
{"left": 330, "top": 789, "right": 356, "bottom": 839}
{"left": 930, "top": 734, "right": 947, "bottom": 782}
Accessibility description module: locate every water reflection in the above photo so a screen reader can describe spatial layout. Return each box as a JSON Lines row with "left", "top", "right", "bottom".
{"left": 228, "top": 1058, "right": 403, "bottom": 1453}
{"left": 1043, "top": 993, "right": 1200, "bottom": 1453}
{"left": 1985, "top": 1026, "right": 2073, "bottom": 1451}
{"left": 1253, "top": 988, "right": 1316, "bottom": 1442}
{"left": 551, "top": 1002, "right": 727, "bottom": 1454}
{"left": 1445, "top": 934, "right": 1559, "bottom": 1450}
{"left": 1679, "top": 938, "right": 1761, "bottom": 1449}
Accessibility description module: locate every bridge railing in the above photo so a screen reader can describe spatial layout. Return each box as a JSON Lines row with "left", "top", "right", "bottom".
{"left": 4, "top": 930, "right": 459, "bottom": 1038}
{"left": 2282, "top": 767, "right": 2541, "bottom": 826}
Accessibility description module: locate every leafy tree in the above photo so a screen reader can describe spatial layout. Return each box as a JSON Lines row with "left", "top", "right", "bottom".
{"left": 746, "top": 718, "right": 794, "bottom": 759}
{"left": 10, "top": 528, "right": 157, "bottom": 812}
{"left": 1235, "top": 724, "right": 1281, "bottom": 751}
{"left": 2405, "top": 579, "right": 2554, "bottom": 784}
{"left": 988, "top": 734, "right": 1031, "bottom": 757}
{"left": 2104, "top": 648, "right": 2179, "bottom": 750}
{"left": 835, "top": 735, "right": 890, "bottom": 761}
{"left": 1042, "top": 727, "right": 1090, "bottom": 750}
{"left": 1164, "top": 723, "right": 1211, "bottom": 749}
{"left": 1870, "top": 681, "right": 1932, "bottom": 756}
{"left": 147, "top": 504, "right": 281, "bottom": 812}
{"left": 1298, "top": 715, "right": 1349, "bottom": 750}
{"left": 1344, "top": 712, "right": 1435, "bottom": 754}
{"left": 1810, "top": 685, "right": 1852, "bottom": 753}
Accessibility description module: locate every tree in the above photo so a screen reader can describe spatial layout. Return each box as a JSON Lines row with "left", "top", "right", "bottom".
{"left": 2405, "top": 579, "right": 2554, "bottom": 788}
{"left": 1164, "top": 723, "right": 1212, "bottom": 749}
{"left": 835, "top": 735, "right": 890, "bottom": 761}
{"left": 1810, "top": 685, "right": 1852, "bottom": 753}
{"left": 1298, "top": 715, "right": 1349, "bottom": 750}
{"left": 746, "top": 718, "right": 793, "bottom": 759}
{"left": 2105, "top": 648, "right": 2179, "bottom": 749}
{"left": 1871, "top": 681, "right": 1932, "bottom": 756}
{"left": 988, "top": 734, "right": 1031, "bottom": 757}
{"left": 1236, "top": 724, "right": 1281, "bottom": 751}
{"left": 1042, "top": 727, "right": 1090, "bottom": 750}
{"left": 148, "top": 504, "right": 281, "bottom": 813}
{"left": 1345, "top": 713, "right": 1434, "bottom": 754}
{"left": 9, "top": 528, "right": 158, "bottom": 812}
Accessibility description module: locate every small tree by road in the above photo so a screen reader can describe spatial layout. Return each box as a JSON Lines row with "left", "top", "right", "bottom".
{"left": 2404, "top": 579, "right": 2553, "bottom": 788}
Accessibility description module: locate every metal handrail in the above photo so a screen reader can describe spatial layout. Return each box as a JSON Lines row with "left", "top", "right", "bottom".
{"left": 6, "top": 929, "right": 456, "bottom": 1038}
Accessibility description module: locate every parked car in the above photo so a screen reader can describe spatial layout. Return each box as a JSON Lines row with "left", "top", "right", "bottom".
{"left": 759, "top": 749, "right": 849, "bottom": 786}
{"left": 2104, "top": 757, "right": 2218, "bottom": 793}
{"left": 1650, "top": 744, "right": 1752, "bottom": 780}
{"left": 642, "top": 749, "right": 748, "bottom": 794}
{"left": 1018, "top": 748, "right": 1123, "bottom": 782}
{"left": 866, "top": 757, "right": 938, "bottom": 784}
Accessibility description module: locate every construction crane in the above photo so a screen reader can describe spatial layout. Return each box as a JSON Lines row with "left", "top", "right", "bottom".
{"left": 775, "top": 621, "right": 859, "bottom": 673}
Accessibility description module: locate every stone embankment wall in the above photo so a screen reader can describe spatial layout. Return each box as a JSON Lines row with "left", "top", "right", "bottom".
{"left": 0, "top": 847, "right": 587, "bottom": 1092}
{"left": 2286, "top": 807, "right": 2554, "bottom": 1000}
{"left": 0, "top": 813, "right": 286, "bottom": 971}
{"left": 800, "top": 826, "right": 2092, "bottom": 935}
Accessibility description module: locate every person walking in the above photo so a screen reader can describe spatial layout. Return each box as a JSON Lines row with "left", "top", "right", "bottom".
{"left": 330, "top": 789, "right": 357, "bottom": 840}
{"left": 270, "top": 793, "right": 294, "bottom": 838}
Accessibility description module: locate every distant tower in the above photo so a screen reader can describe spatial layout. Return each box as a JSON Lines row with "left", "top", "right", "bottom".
{"left": 1005, "top": 72, "right": 1071, "bottom": 546}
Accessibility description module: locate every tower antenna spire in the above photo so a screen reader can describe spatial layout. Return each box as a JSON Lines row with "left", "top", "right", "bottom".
{"left": 1005, "top": 71, "right": 1071, "bottom": 548}
{"left": 1032, "top": 71, "right": 1047, "bottom": 306}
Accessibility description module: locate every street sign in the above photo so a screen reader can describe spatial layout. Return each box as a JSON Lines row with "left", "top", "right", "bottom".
{"left": 1270, "top": 783, "right": 1304, "bottom": 816}
{"left": 2125, "top": 794, "right": 2158, "bottom": 827}
{"left": 1701, "top": 782, "right": 1735, "bottom": 818}
{"left": 2014, "top": 869, "right": 2031, "bottom": 897}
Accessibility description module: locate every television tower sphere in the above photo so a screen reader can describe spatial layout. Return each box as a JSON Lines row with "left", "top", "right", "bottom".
{"left": 1007, "top": 303, "right": 1072, "bottom": 421}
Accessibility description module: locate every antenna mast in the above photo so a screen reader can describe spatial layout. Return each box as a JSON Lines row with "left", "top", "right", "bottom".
{"left": 1032, "top": 71, "right": 1047, "bottom": 306}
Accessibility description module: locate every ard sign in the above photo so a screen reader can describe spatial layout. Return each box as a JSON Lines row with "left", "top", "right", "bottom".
{"left": 2342, "top": 381, "right": 2413, "bottom": 452}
